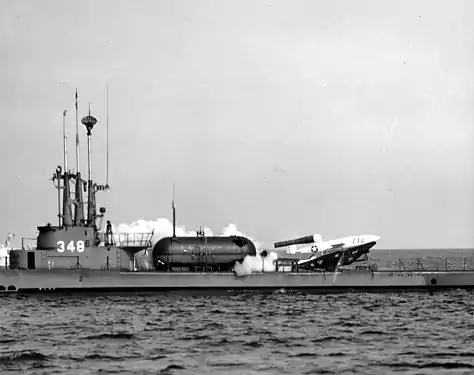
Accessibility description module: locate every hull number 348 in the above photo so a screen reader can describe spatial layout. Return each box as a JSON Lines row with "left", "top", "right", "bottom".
{"left": 57, "top": 240, "right": 85, "bottom": 253}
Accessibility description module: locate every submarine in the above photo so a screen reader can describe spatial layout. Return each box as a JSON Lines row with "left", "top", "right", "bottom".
{"left": 1, "top": 90, "right": 474, "bottom": 295}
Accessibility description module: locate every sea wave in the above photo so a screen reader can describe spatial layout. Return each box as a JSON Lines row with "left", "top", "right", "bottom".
{"left": 0, "top": 288, "right": 473, "bottom": 374}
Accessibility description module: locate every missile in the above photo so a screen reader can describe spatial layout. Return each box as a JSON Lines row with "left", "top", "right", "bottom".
{"left": 274, "top": 233, "right": 322, "bottom": 248}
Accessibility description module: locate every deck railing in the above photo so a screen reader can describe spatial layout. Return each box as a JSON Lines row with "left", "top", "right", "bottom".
{"left": 101, "top": 231, "right": 154, "bottom": 249}
{"left": 21, "top": 237, "right": 37, "bottom": 250}
{"left": 388, "top": 257, "right": 474, "bottom": 272}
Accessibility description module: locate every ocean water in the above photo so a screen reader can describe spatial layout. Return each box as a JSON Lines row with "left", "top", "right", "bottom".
{"left": 0, "top": 249, "right": 473, "bottom": 375}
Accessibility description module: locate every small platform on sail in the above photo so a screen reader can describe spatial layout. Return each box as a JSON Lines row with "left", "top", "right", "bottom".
{"left": 113, "top": 231, "right": 154, "bottom": 255}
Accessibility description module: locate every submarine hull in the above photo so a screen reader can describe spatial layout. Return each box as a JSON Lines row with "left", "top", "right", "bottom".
{"left": 2, "top": 268, "right": 474, "bottom": 294}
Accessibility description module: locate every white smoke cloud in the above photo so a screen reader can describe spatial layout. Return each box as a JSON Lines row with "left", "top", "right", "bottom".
{"left": 0, "top": 232, "right": 15, "bottom": 268}
{"left": 233, "top": 250, "right": 279, "bottom": 276}
{"left": 110, "top": 218, "right": 262, "bottom": 248}
{"left": 219, "top": 225, "right": 279, "bottom": 276}
{"left": 112, "top": 218, "right": 212, "bottom": 246}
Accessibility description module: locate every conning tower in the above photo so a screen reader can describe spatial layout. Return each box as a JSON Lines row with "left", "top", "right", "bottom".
{"left": 22, "top": 89, "right": 153, "bottom": 272}
{"left": 36, "top": 99, "right": 110, "bottom": 257}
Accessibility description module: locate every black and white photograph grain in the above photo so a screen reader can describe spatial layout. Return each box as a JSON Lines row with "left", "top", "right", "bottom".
{"left": 0, "top": 0, "right": 473, "bottom": 374}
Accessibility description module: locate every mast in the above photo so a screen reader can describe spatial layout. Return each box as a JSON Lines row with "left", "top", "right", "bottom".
{"left": 63, "top": 110, "right": 68, "bottom": 173}
{"left": 74, "top": 89, "right": 85, "bottom": 226}
{"left": 62, "top": 173, "right": 73, "bottom": 227}
{"left": 172, "top": 184, "right": 176, "bottom": 238}
{"left": 62, "top": 110, "right": 72, "bottom": 227}
{"left": 106, "top": 83, "right": 110, "bottom": 189}
{"left": 81, "top": 105, "right": 97, "bottom": 227}
{"left": 75, "top": 89, "right": 80, "bottom": 174}
{"left": 56, "top": 166, "right": 61, "bottom": 227}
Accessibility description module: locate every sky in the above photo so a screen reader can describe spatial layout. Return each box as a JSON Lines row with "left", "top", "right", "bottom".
{"left": 1, "top": 0, "right": 473, "bottom": 249}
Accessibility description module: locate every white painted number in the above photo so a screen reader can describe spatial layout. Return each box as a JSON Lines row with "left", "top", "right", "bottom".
{"left": 67, "top": 241, "right": 75, "bottom": 252}
{"left": 57, "top": 240, "right": 85, "bottom": 253}
{"left": 76, "top": 240, "right": 85, "bottom": 252}
{"left": 57, "top": 241, "right": 65, "bottom": 252}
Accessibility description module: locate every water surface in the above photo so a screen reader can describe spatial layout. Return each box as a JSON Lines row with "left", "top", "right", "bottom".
{"left": 0, "top": 249, "right": 473, "bottom": 374}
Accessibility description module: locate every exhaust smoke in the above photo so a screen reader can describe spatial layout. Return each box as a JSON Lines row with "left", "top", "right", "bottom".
{"left": 233, "top": 249, "right": 279, "bottom": 276}
{"left": 111, "top": 220, "right": 260, "bottom": 246}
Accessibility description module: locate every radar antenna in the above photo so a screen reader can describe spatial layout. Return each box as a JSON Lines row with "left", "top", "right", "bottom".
{"left": 81, "top": 104, "right": 98, "bottom": 227}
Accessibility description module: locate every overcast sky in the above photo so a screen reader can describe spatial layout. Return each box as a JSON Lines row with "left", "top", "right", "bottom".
{"left": 1, "top": 0, "right": 473, "bottom": 249}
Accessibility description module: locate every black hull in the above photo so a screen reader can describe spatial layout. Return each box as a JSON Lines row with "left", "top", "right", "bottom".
{"left": 7, "top": 285, "right": 474, "bottom": 297}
